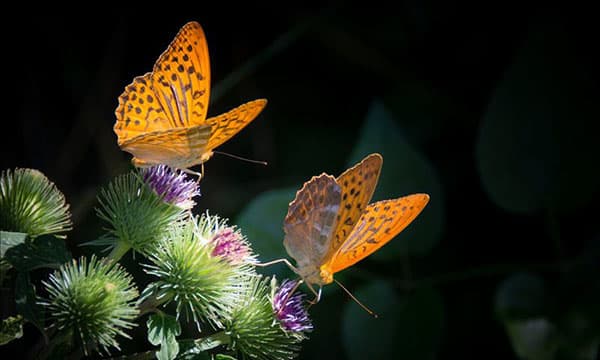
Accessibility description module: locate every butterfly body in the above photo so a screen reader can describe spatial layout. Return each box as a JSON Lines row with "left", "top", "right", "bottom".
{"left": 114, "top": 21, "right": 267, "bottom": 174}
{"left": 283, "top": 153, "right": 430, "bottom": 291}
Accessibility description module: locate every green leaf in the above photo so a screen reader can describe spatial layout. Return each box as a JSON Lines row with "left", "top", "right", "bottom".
{"left": 176, "top": 341, "right": 212, "bottom": 360}
{"left": 0, "top": 315, "right": 24, "bottom": 345}
{"left": 347, "top": 100, "right": 444, "bottom": 258}
{"left": 15, "top": 272, "right": 45, "bottom": 336}
{"left": 4, "top": 234, "right": 71, "bottom": 271}
{"left": 148, "top": 313, "right": 182, "bottom": 360}
{"left": 0, "top": 231, "right": 27, "bottom": 257}
{"left": 215, "top": 355, "right": 237, "bottom": 360}
{"left": 496, "top": 271, "right": 600, "bottom": 359}
{"left": 235, "top": 188, "right": 298, "bottom": 278}
{"left": 495, "top": 272, "right": 549, "bottom": 321}
{"left": 504, "top": 318, "right": 559, "bottom": 360}
{"left": 476, "top": 10, "right": 600, "bottom": 215}
{"left": 342, "top": 281, "right": 444, "bottom": 360}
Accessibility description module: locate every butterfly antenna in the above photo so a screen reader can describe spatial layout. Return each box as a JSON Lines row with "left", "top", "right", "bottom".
{"left": 334, "top": 279, "right": 378, "bottom": 318}
{"left": 213, "top": 151, "right": 268, "bottom": 166}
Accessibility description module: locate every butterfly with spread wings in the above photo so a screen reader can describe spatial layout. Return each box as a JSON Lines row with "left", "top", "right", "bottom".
{"left": 113, "top": 21, "right": 267, "bottom": 180}
{"left": 258, "top": 153, "right": 429, "bottom": 310}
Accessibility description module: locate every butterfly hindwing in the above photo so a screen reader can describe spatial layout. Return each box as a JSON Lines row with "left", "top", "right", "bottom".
{"left": 330, "top": 153, "right": 382, "bottom": 255}
{"left": 283, "top": 174, "right": 342, "bottom": 269}
{"left": 329, "top": 194, "right": 430, "bottom": 274}
{"left": 205, "top": 99, "right": 267, "bottom": 151}
{"left": 120, "top": 125, "right": 211, "bottom": 168}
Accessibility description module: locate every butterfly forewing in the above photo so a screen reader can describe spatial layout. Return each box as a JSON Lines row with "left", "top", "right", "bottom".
{"left": 149, "top": 21, "right": 211, "bottom": 128}
{"left": 330, "top": 153, "right": 382, "bottom": 255}
{"left": 205, "top": 99, "right": 267, "bottom": 151}
{"left": 114, "top": 22, "right": 211, "bottom": 147}
{"left": 284, "top": 174, "right": 342, "bottom": 269}
{"left": 329, "top": 193, "right": 430, "bottom": 273}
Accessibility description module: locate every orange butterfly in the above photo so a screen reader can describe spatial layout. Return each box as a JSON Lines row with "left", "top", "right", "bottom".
{"left": 113, "top": 21, "right": 267, "bottom": 180}
{"left": 258, "top": 153, "right": 429, "bottom": 310}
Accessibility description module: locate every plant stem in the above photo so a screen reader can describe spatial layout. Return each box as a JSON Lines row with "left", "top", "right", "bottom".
{"left": 107, "top": 242, "right": 131, "bottom": 264}
{"left": 34, "top": 328, "right": 71, "bottom": 360}
{"left": 137, "top": 293, "right": 169, "bottom": 317}
{"left": 193, "top": 331, "right": 231, "bottom": 352}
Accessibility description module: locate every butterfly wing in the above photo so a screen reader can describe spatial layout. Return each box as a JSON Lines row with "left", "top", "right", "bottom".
{"left": 120, "top": 125, "right": 211, "bottom": 168}
{"left": 328, "top": 193, "right": 430, "bottom": 274}
{"left": 205, "top": 99, "right": 267, "bottom": 151}
{"left": 149, "top": 21, "right": 211, "bottom": 128}
{"left": 329, "top": 153, "right": 382, "bottom": 256}
{"left": 283, "top": 174, "right": 342, "bottom": 271}
{"left": 114, "top": 74, "right": 175, "bottom": 145}
{"left": 114, "top": 21, "right": 211, "bottom": 146}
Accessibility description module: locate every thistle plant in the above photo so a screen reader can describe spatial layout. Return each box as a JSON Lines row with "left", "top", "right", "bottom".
{"left": 142, "top": 165, "right": 201, "bottom": 210}
{"left": 202, "top": 212, "right": 256, "bottom": 265}
{"left": 216, "top": 275, "right": 310, "bottom": 360}
{"left": 0, "top": 161, "right": 318, "bottom": 359}
{"left": 40, "top": 255, "right": 139, "bottom": 355}
{"left": 139, "top": 214, "right": 254, "bottom": 329}
{"left": 94, "top": 167, "right": 198, "bottom": 260}
{"left": 0, "top": 168, "right": 71, "bottom": 237}
{"left": 272, "top": 279, "right": 313, "bottom": 335}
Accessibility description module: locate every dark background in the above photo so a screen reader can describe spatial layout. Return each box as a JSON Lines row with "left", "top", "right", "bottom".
{"left": 2, "top": 2, "right": 599, "bottom": 359}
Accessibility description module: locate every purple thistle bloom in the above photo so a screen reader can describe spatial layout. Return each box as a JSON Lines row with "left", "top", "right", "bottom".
{"left": 273, "top": 279, "right": 313, "bottom": 333}
{"left": 142, "top": 165, "right": 200, "bottom": 210}
{"left": 211, "top": 228, "right": 251, "bottom": 265}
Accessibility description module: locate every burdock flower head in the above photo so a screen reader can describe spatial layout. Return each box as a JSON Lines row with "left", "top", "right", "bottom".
{"left": 0, "top": 168, "right": 72, "bottom": 238}
{"left": 40, "top": 255, "right": 138, "bottom": 355}
{"left": 142, "top": 165, "right": 200, "bottom": 210}
{"left": 272, "top": 279, "right": 313, "bottom": 334}
{"left": 196, "top": 212, "right": 255, "bottom": 265}
{"left": 94, "top": 169, "right": 190, "bottom": 259}
{"left": 220, "top": 275, "right": 311, "bottom": 360}
{"left": 140, "top": 216, "right": 251, "bottom": 330}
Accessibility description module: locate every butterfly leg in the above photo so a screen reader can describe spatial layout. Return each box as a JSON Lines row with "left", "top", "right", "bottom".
{"left": 181, "top": 167, "right": 203, "bottom": 182}
{"left": 306, "top": 285, "right": 322, "bottom": 307}
{"left": 252, "top": 258, "right": 300, "bottom": 274}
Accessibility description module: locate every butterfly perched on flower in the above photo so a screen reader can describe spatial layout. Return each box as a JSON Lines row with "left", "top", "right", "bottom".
{"left": 113, "top": 21, "right": 267, "bottom": 179}
{"left": 261, "top": 153, "right": 429, "bottom": 306}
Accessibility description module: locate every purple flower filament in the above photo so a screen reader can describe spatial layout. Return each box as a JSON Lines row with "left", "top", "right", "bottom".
{"left": 211, "top": 228, "right": 250, "bottom": 264}
{"left": 143, "top": 165, "right": 200, "bottom": 208}
{"left": 273, "top": 280, "right": 313, "bottom": 333}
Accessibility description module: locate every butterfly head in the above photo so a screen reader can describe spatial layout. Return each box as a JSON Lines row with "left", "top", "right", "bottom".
{"left": 200, "top": 151, "right": 213, "bottom": 163}
{"left": 318, "top": 265, "right": 334, "bottom": 285}
{"left": 297, "top": 263, "right": 334, "bottom": 286}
